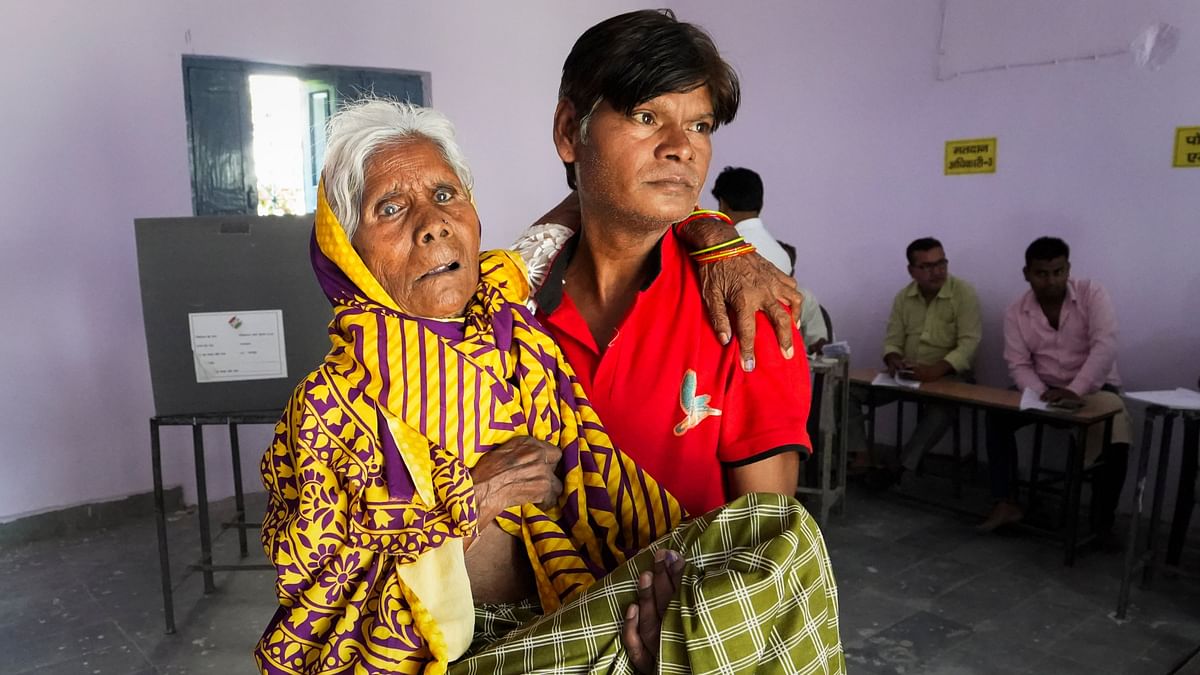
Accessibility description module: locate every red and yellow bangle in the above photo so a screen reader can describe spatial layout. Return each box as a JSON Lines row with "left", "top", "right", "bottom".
{"left": 674, "top": 209, "right": 748, "bottom": 262}
{"left": 691, "top": 236, "right": 745, "bottom": 256}
{"left": 675, "top": 209, "right": 734, "bottom": 236}
{"left": 695, "top": 242, "right": 757, "bottom": 264}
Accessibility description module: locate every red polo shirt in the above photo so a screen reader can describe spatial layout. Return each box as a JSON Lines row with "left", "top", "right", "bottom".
{"left": 535, "top": 228, "right": 812, "bottom": 515}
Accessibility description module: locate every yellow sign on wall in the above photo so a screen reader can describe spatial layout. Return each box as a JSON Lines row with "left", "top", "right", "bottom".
{"left": 1173, "top": 127, "right": 1200, "bottom": 168}
{"left": 945, "top": 137, "right": 996, "bottom": 175}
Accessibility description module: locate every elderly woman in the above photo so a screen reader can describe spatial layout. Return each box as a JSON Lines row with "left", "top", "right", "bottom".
{"left": 255, "top": 100, "right": 841, "bottom": 675}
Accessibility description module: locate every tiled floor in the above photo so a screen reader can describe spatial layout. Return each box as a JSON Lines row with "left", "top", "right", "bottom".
{"left": 2, "top": 483, "right": 1197, "bottom": 674}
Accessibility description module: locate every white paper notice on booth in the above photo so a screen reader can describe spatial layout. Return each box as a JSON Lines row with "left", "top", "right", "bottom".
{"left": 189, "top": 310, "right": 287, "bottom": 383}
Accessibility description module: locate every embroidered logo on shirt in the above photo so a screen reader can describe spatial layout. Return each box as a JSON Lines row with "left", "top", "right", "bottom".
{"left": 673, "top": 369, "right": 722, "bottom": 436}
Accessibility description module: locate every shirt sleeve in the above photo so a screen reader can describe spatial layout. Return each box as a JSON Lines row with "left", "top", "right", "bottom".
{"left": 941, "top": 281, "right": 982, "bottom": 374}
{"left": 1004, "top": 301, "right": 1046, "bottom": 394}
{"left": 717, "top": 313, "right": 812, "bottom": 464}
{"left": 509, "top": 222, "right": 574, "bottom": 294}
{"left": 882, "top": 290, "right": 907, "bottom": 359}
{"left": 798, "top": 288, "right": 827, "bottom": 348}
{"left": 1066, "top": 283, "right": 1119, "bottom": 396}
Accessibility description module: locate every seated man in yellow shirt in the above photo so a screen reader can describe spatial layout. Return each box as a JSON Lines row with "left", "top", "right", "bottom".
{"left": 850, "top": 237, "right": 982, "bottom": 488}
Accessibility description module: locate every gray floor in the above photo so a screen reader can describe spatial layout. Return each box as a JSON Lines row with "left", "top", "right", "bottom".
{"left": 2, "top": 484, "right": 1197, "bottom": 674}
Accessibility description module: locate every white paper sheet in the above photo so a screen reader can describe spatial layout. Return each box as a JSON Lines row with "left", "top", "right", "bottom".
{"left": 1124, "top": 388, "right": 1200, "bottom": 411}
{"left": 1019, "top": 388, "right": 1050, "bottom": 411}
{"left": 871, "top": 372, "right": 921, "bottom": 389}
{"left": 189, "top": 310, "right": 288, "bottom": 383}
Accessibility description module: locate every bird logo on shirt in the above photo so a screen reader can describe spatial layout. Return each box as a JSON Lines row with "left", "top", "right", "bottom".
{"left": 674, "top": 369, "right": 722, "bottom": 436}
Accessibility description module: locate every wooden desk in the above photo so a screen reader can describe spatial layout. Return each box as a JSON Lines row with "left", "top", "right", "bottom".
{"left": 849, "top": 368, "right": 1121, "bottom": 422}
{"left": 850, "top": 368, "right": 1120, "bottom": 565}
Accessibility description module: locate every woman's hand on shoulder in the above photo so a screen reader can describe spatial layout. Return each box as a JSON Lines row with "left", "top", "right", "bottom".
{"left": 471, "top": 437, "right": 563, "bottom": 524}
{"left": 677, "top": 216, "right": 803, "bottom": 371}
{"left": 698, "top": 252, "right": 802, "bottom": 372}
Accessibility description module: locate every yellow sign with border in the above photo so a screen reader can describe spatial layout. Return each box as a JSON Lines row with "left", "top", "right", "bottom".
{"left": 1173, "top": 127, "right": 1200, "bottom": 168}
{"left": 945, "top": 137, "right": 996, "bottom": 175}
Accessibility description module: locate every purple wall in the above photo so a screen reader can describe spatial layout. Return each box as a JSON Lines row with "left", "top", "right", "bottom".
{"left": 1, "top": 0, "right": 1196, "bottom": 520}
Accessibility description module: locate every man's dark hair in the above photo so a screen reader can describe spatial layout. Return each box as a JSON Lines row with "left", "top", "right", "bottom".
{"left": 558, "top": 9, "right": 740, "bottom": 189}
{"left": 905, "top": 237, "right": 943, "bottom": 265}
{"left": 1025, "top": 236, "right": 1070, "bottom": 265}
{"left": 711, "top": 167, "right": 763, "bottom": 212}
{"left": 777, "top": 240, "right": 797, "bottom": 275}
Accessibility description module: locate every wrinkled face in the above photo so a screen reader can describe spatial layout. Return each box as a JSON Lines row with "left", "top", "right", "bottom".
{"left": 557, "top": 86, "right": 714, "bottom": 229}
{"left": 1024, "top": 256, "right": 1070, "bottom": 304}
{"left": 352, "top": 139, "right": 481, "bottom": 318}
{"left": 907, "top": 246, "right": 949, "bottom": 296}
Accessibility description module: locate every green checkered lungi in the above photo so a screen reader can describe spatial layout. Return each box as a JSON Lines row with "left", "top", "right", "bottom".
{"left": 449, "top": 492, "right": 844, "bottom": 674}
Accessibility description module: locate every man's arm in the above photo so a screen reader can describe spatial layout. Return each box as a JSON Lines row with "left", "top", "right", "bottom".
{"left": 882, "top": 291, "right": 908, "bottom": 372}
{"left": 717, "top": 313, "right": 810, "bottom": 499}
{"left": 941, "top": 281, "right": 982, "bottom": 375}
{"left": 726, "top": 450, "right": 801, "bottom": 499}
{"left": 798, "top": 288, "right": 828, "bottom": 352}
{"left": 1003, "top": 303, "right": 1046, "bottom": 394}
{"left": 1066, "top": 282, "right": 1119, "bottom": 396}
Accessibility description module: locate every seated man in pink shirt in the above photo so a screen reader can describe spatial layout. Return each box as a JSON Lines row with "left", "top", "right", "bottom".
{"left": 980, "top": 237, "right": 1131, "bottom": 539}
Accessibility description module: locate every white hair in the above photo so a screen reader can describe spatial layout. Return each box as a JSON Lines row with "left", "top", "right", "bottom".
{"left": 322, "top": 98, "right": 474, "bottom": 239}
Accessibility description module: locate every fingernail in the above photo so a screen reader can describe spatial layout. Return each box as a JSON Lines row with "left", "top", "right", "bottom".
{"left": 639, "top": 571, "right": 653, "bottom": 589}
{"left": 743, "top": 358, "right": 755, "bottom": 372}
{"left": 718, "top": 332, "right": 730, "bottom": 345}
{"left": 654, "top": 549, "right": 668, "bottom": 563}
{"left": 783, "top": 346, "right": 794, "bottom": 359}
{"left": 665, "top": 550, "right": 681, "bottom": 565}
{"left": 626, "top": 604, "right": 637, "bottom": 619}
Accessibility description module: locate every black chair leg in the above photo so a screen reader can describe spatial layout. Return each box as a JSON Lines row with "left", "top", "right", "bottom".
{"left": 1029, "top": 423, "right": 1045, "bottom": 518}
{"left": 1167, "top": 417, "right": 1199, "bottom": 565}
{"left": 952, "top": 408, "right": 963, "bottom": 497}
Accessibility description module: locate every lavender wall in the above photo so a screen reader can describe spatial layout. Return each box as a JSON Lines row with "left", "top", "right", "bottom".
{"left": 687, "top": 0, "right": 1199, "bottom": 395}
{"left": 1, "top": 0, "right": 1196, "bottom": 521}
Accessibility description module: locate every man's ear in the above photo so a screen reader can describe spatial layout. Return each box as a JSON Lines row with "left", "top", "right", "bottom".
{"left": 553, "top": 98, "right": 580, "bottom": 163}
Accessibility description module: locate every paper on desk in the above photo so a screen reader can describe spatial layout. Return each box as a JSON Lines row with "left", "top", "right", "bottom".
{"left": 1019, "top": 388, "right": 1050, "bottom": 411}
{"left": 871, "top": 372, "right": 921, "bottom": 389}
{"left": 1124, "top": 388, "right": 1200, "bottom": 411}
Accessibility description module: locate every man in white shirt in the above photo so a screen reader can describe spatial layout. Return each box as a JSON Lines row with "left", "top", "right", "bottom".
{"left": 712, "top": 167, "right": 828, "bottom": 353}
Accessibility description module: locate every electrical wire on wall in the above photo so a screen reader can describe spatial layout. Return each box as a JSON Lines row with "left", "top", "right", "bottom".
{"left": 935, "top": 0, "right": 1180, "bottom": 81}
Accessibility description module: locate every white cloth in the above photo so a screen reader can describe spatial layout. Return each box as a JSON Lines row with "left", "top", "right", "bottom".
{"left": 510, "top": 222, "right": 574, "bottom": 311}
{"left": 798, "top": 287, "right": 828, "bottom": 350}
{"left": 733, "top": 218, "right": 826, "bottom": 350}
{"left": 734, "top": 217, "right": 793, "bottom": 274}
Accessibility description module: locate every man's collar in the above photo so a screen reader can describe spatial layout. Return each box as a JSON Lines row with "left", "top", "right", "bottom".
{"left": 936, "top": 276, "right": 954, "bottom": 299}
{"left": 903, "top": 277, "right": 953, "bottom": 299}
{"left": 533, "top": 231, "right": 666, "bottom": 315}
{"left": 1020, "top": 278, "right": 1077, "bottom": 313}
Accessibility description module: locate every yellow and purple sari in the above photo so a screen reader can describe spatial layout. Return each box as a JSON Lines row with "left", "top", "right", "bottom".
{"left": 254, "top": 190, "right": 683, "bottom": 675}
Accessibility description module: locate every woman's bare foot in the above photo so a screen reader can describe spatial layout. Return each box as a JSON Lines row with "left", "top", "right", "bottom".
{"left": 621, "top": 548, "right": 685, "bottom": 673}
{"left": 977, "top": 501, "right": 1023, "bottom": 533}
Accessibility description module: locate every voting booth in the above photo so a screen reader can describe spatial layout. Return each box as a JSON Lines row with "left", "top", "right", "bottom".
{"left": 134, "top": 214, "right": 331, "bottom": 633}
{"left": 134, "top": 215, "right": 330, "bottom": 417}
